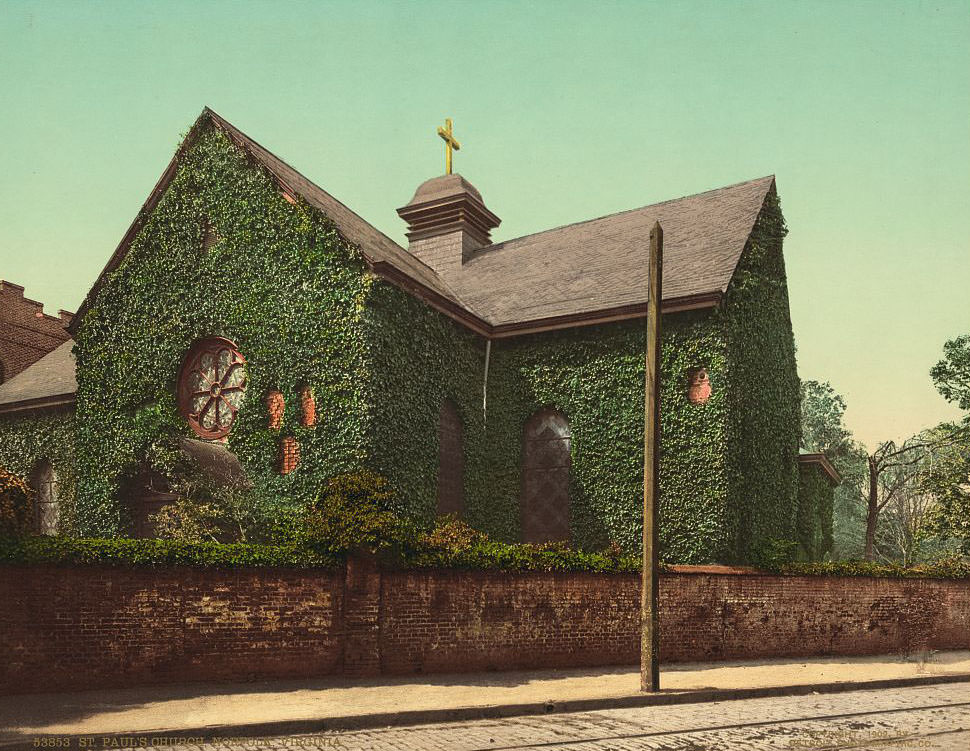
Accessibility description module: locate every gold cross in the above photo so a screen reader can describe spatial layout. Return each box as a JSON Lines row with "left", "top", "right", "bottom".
{"left": 437, "top": 117, "right": 461, "bottom": 175}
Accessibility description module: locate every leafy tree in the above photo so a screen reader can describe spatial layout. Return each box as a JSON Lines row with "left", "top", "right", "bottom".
{"left": 919, "top": 421, "right": 970, "bottom": 552}
{"left": 930, "top": 335, "right": 970, "bottom": 410}
{"left": 800, "top": 381, "right": 959, "bottom": 561}
{"left": 919, "top": 335, "right": 970, "bottom": 551}
{"left": 800, "top": 380, "right": 852, "bottom": 455}
{"left": 875, "top": 450, "right": 941, "bottom": 566}
{"left": 800, "top": 380, "right": 864, "bottom": 558}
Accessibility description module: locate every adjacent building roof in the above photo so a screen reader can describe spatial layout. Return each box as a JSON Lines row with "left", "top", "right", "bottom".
{"left": 0, "top": 340, "right": 76, "bottom": 414}
{"left": 798, "top": 450, "right": 842, "bottom": 486}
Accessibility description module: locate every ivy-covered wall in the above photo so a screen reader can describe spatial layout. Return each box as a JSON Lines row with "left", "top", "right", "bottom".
{"left": 430, "top": 190, "right": 800, "bottom": 563}
{"left": 722, "top": 191, "right": 802, "bottom": 561}
{"left": 359, "top": 280, "right": 488, "bottom": 523}
{"left": 355, "top": 287, "right": 734, "bottom": 558}
{"left": 797, "top": 465, "right": 835, "bottom": 562}
{"left": 475, "top": 313, "right": 732, "bottom": 557}
{"left": 71, "top": 122, "right": 376, "bottom": 535}
{"left": 0, "top": 409, "right": 77, "bottom": 534}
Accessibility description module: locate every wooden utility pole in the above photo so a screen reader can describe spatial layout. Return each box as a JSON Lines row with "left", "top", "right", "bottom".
{"left": 641, "top": 221, "right": 663, "bottom": 693}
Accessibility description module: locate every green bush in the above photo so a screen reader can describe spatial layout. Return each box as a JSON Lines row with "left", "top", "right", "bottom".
{"left": 150, "top": 480, "right": 290, "bottom": 545}
{"left": 780, "top": 555, "right": 970, "bottom": 580}
{"left": 304, "top": 470, "right": 419, "bottom": 553}
{"left": 0, "top": 535, "right": 340, "bottom": 568}
{"left": 0, "top": 466, "right": 33, "bottom": 538}
{"left": 402, "top": 516, "right": 645, "bottom": 573}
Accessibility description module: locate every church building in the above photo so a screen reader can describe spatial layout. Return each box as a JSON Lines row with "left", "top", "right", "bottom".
{"left": 0, "top": 108, "right": 836, "bottom": 563}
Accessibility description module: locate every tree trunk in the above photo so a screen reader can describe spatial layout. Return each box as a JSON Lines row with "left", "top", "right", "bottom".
{"left": 864, "top": 455, "right": 879, "bottom": 560}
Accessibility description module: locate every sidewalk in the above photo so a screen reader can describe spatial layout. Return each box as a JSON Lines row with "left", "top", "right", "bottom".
{"left": 2, "top": 651, "right": 969, "bottom": 746}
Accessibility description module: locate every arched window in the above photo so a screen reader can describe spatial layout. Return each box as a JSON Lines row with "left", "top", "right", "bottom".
{"left": 521, "top": 408, "right": 571, "bottom": 543}
{"left": 29, "top": 459, "right": 59, "bottom": 535}
{"left": 436, "top": 399, "right": 464, "bottom": 516}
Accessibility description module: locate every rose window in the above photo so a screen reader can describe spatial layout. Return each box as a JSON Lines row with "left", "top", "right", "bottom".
{"left": 177, "top": 337, "right": 247, "bottom": 439}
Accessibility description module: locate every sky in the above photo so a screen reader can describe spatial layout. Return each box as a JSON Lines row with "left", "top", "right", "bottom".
{"left": 0, "top": 0, "right": 967, "bottom": 449}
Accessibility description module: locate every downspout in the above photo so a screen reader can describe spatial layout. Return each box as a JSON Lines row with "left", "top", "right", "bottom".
{"left": 482, "top": 339, "right": 491, "bottom": 425}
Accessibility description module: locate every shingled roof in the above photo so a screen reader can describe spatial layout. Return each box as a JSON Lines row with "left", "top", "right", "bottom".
{"left": 68, "top": 108, "right": 775, "bottom": 340}
{"left": 453, "top": 175, "right": 774, "bottom": 328}
{"left": 0, "top": 340, "right": 76, "bottom": 414}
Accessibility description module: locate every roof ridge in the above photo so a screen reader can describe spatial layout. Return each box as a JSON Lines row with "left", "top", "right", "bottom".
{"left": 485, "top": 174, "right": 775, "bottom": 252}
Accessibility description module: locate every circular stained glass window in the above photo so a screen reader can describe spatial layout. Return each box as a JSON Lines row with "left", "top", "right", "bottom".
{"left": 177, "top": 337, "right": 247, "bottom": 439}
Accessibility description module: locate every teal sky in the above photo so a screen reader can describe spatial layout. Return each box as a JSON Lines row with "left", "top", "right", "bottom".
{"left": 1, "top": 0, "right": 967, "bottom": 449}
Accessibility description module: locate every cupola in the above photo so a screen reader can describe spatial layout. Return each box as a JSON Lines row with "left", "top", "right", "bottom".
{"left": 396, "top": 174, "right": 501, "bottom": 277}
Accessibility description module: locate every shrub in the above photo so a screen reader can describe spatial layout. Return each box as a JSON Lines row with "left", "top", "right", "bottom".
{"left": 0, "top": 466, "right": 32, "bottom": 538}
{"left": 304, "top": 470, "right": 418, "bottom": 553}
{"left": 404, "top": 516, "right": 644, "bottom": 573}
{"left": 418, "top": 515, "right": 487, "bottom": 553}
{"left": 136, "top": 431, "right": 297, "bottom": 545}
{"left": 150, "top": 480, "right": 287, "bottom": 544}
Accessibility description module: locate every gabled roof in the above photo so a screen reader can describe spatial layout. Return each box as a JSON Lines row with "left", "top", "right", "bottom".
{"left": 69, "top": 108, "right": 775, "bottom": 340}
{"left": 453, "top": 176, "right": 775, "bottom": 328}
{"left": 7, "top": 113, "right": 781, "bottom": 413}
{"left": 0, "top": 340, "right": 76, "bottom": 414}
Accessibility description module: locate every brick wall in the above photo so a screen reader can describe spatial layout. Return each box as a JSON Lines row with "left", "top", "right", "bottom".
{"left": 1, "top": 565, "right": 344, "bottom": 694}
{"left": 0, "top": 280, "right": 72, "bottom": 384}
{"left": 379, "top": 568, "right": 970, "bottom": 674}
{"left": 2, "top": 562, "right": 968, "bottom": 694}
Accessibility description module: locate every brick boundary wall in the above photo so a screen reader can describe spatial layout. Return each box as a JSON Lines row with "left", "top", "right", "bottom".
{"left": 2, "top": 559, "right": 969, "bottom": 694}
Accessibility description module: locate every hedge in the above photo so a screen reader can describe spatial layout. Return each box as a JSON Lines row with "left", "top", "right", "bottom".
{"left": 3, "top": 536, "right": 968, "bottom": 579}
{"left": 778, "top": 558, "right": 970, "bottom": 580}
{"left": 0, "top": 535, "right": 645, "bottom": 573}
{"left": 0, "top": 536, "right": 340, "bottom": 569}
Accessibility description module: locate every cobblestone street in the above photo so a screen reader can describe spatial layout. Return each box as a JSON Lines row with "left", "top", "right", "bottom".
{"left": 179, "top": 683, "right": 970, "bottom": 751}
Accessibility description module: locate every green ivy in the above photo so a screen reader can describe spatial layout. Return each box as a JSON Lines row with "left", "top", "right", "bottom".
{"left": 722, "top": 191, "right": 801, "bottom": 562}
{"left": 778, "top": 556, "right": 970, "bottom": 580}
{"left": 0, "top": 410, "right": 77, "bottom": 534}
{"left": 6, "top": 534, "right": 965, "bottom": 581}
{"left": 796, "top": 464, "right": 835, "bottom": 561}
{"left": 71, "top": 123, "right": 374, "bottom": 535}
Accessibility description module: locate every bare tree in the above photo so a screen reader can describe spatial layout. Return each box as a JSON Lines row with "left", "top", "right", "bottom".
{"left": 877, "top": 474, "right": 936, "bottom": 566}
{"left": 854, "top": 425, "right": 969, "bottom": 561}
